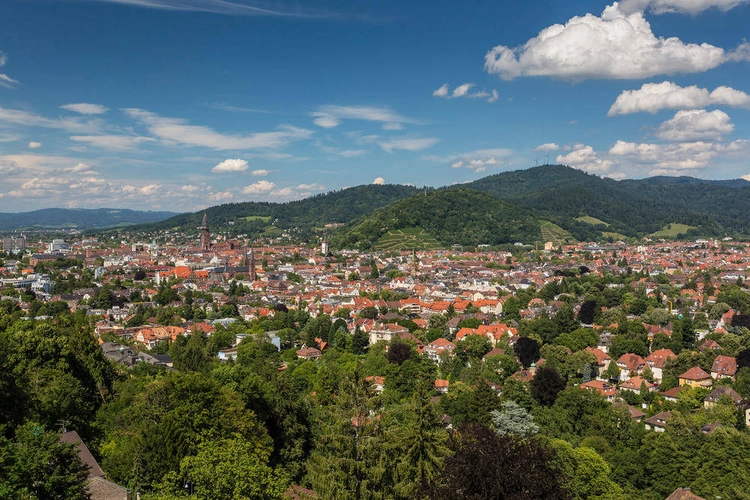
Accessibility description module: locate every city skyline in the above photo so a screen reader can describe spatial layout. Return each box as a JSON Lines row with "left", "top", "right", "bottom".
{"left": 1, "top": 0, "right": 750, "bottom": 212}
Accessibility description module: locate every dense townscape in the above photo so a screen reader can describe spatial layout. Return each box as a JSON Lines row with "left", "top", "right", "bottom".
{"left": 3, "top": 220, "right": 750, "bottom": 499}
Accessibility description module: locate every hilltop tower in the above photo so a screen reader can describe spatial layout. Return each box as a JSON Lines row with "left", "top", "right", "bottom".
{"left": 199, "top": 213, "right": 211, "bottom": 251}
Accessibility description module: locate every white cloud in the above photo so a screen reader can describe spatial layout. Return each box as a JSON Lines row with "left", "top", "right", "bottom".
{"left": 452, "top": 83, "right": 474, "bottom": 98}
{"left": 424, "top": 147, "right": 513, "bottom": 172}
{"left": 212, "top": 158, "right": 249, "bottom": 173}
{"left": 433, "top": 84, "right": 449, "bottom": 97}
{"left": 655, "top": 109, "right": 734, "bottom": 141}
{"left": 251, "top": 169, "right": 272, "bottom": 176}
{"left": 0, "top": 74, "right": 19, "bottom": 89}
{"left": 125, "top": 108, "right": 312, "bottom": 150}
{"left": 484, "top": 3, "right": 739, "bottom": 80}
{"left": 433, "top": 83, "right": 499, "bottom": 102}
{"left": 535, "top": 143, "right": 560, "bottom": 152}
{"left": 609, "top": 81, "right": 750, "bottom": 115}
{"left": 619, "top": 0, "right": 749, "bottom": 15}
{"left": 382, "top": 122, "right": 403, "bottom": 131}
{"left": 372, "top": 177, "right": 386, "bottom": 185}
{"left": 0, "top": 106, "right": 104, "bottom": 133}
{"left": 310, "top": 105, "right": 415, "bottom": 129}
{"left": 296, "top": 183, "right": 326, "bottom": 191}
{"left": 0, "top": 52, "right": 18, "bottom": 89}
{"left": 271, "top": 187, "right": 294, "bottom": 197}
{"left": 27, "top": 141, "right": 42, "bottom": 149}
{"left": 208, "top": 190, "right": 235, "bottom": 202}
{"left": 242, "top": 180, "right": 276, "bottom": 194}
{"left": 556, "top": 145, "right": 614, "bottom": 173}
{"left": 338, "top": 149, "right": 367, "bottom": 158}
{"left": 83, "top": 0, "right": 328, "bottom": 17}
{"left": 608, "top": 139, "right": 750, "bottom": 173}
{"left": 70, "top": 135, "right": 155, "bottom": 150}
{"left": 378, "top": 137, "right": 439, "bottom": 153}
{"left": 60, "top": 103, "right": 109, "bottom": 115}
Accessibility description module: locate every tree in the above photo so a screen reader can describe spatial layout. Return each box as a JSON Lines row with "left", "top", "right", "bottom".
{"left": 306, "top": 370, "right": 394, "bottom": 499}
{"left": 467, "top": 380, "right": 501, "bottom": 426}
{"left": 386, "top": 340, "right": 413, "bottom": 366}
{"left": 530, "top": 367, "right": 566, "bottom": 407}
{"left": 0, "top": 423, "right": 91, "bottom": 500}
{"left": 554, "top": 303, "right": 578, "bottom": 334}
{"left": 514, "top": 337, "right": 540, "bottom": 369}
{"left": 548, "top": 439, "right": 625, "bottom": 500}
{"left": 491, "top": 401, "right": 539, "bottom": 437}
{"left": 391, "top": 382, "right": 449, "bottom": 497}
{"left": 423, "top": 424, "right": 565, "bottom": 499}
{"left": 159, "top": 436, "right": 290, "bottom": 500}
{"left": 577, "top": 300, "right": 598, "bottom": 325}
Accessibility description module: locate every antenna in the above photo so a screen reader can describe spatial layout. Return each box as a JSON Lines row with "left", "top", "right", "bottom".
{"left": 534, "top": 157, "right": 539, "bottom": 166}
{"left": 546, "top": 152, "right": 550, "bottom": 164}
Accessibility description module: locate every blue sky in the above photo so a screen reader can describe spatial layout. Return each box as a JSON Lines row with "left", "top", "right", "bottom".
{"left": 1, "top": 0, "right": 749, "bottom": 212}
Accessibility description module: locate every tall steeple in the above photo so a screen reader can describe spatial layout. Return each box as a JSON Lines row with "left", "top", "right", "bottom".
{"left": 199, "top": 213, "right": 211, "bottom": 251}
{"left": 249, "top": 247, "right": 257, "bottom": 281}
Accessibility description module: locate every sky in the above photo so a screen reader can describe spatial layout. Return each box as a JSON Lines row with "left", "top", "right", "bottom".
{"left": 1, "top": 0, "right": 750, "bottom": 212}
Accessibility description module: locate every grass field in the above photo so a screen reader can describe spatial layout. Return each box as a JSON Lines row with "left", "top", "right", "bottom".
{"left": 241, "top": 215, "right": 272, "bottom": 222}
{"left": 575, "top": 215, "right": 609, "bottom": 227}
{"left": 374, "top": 227, "right": 442, "bottom": 251}
{"left": 539, "top": 220, "right": 574, "bottom": 245}
{"left": 602, "top": 231, "right": 630, "bottom": 241}
{"left": 649, "top": 223, "right": 695, "bottom": 238}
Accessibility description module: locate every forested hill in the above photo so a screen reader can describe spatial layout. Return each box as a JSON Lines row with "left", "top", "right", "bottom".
{"left": 121, "top": 165, "right": 750, "bottom": 245}
{"left": 0, "top": 208, "right": 177, "bottom": 231}
{"left": 135, "top": 184, "right": 420, "bottom": 235}
{"left": 466, "top": 165, "right": 750, "bottom": 239}
{"left": 328, "top": 188, "right": 541, "bottom": 250}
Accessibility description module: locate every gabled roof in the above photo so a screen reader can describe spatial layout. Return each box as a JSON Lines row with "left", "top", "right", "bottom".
{"left": 679, "top": 366, "right": 712, "bottom": 380}
{"left": 711, "top": 355, "right": 737, "bottom": 377}
{"left": 665, "top": 487, "right": 706, "bottom": 500}
{"left": 645, "top": 349, "right": 676, "bottom": 369}
{"left": 617, "top": 353, "right": 645, "bottom": 371}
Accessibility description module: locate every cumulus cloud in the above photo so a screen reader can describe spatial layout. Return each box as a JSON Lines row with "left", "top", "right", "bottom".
{"left": 28, "top": 141, "right": 42, "bottom": 149}
{"left": 609, "top": 139, "right": 750, "bottom": 173}
{"left": 310, "top": 105, "right": 415, "bottom": 129}
{"left": 433, "top": 83, "right": 499, "bottom": 102}
{"left": 60, "top": 103, "right": 109, "bottom": 115}
{"left": 296, "top": 183, "right": 326, "bottom": 191}
{"left": 251, "top": 169, "right": 272, "bottom": 176}
{"left": 535, "top": 143, "right": 560, "bottom": 152}
{"left": 618, "top": 0, "right": 749, "bottom": 15}
{"left": 655, "top": 109, "right": 734, "bottom": 141}
{"left": 433, "top": 84, "right": 449, "bottom": 97}
{"left": 125, "top": 108, "right": 312, "bottom": 150}
{"left": 212, "top": 158, "right": 249, "bottom": 173}
{"left": 556, "top": 145, "right": 614, "bottom": 173}
{"left": 372, "top": 177, "right": 386, "bottom": 185}
{"left": 609, "top": 81, "right": 750, "bottom": 115}
{"left": 378, "top": 137, "right": 439, "bottom": 153}
{"left": 452, "top": 83, "right": 474, "bottom": 98}
{"left": 484, "top": 3, "right": 742, "bottom": 81}
{"left": 242, "top": 180, "right": 276, "bottom": 194}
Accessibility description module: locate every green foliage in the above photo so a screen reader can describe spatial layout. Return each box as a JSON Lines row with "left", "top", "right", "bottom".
{"left": 330, "top": 188, "right": 541, "bottom": 249}
{"left": 491, "top": 401, "right": 539, "bottom": 436}
{"left": 0, "top": 423, "right": 91, "bottom": 500}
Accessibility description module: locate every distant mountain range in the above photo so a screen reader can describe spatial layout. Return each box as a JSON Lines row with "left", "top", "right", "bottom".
{"left": 0, "top": 208, "right": 178, "bottom": 231}
{"left": 15, "top": 165, "right": 750, "bottom": 246}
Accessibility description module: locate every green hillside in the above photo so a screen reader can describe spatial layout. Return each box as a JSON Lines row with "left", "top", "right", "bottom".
{"left": 328, "top": 188, "right": 541, "bottom": 250}
{"left": 131, "top": 184, "right": 419, "bottom": 237}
